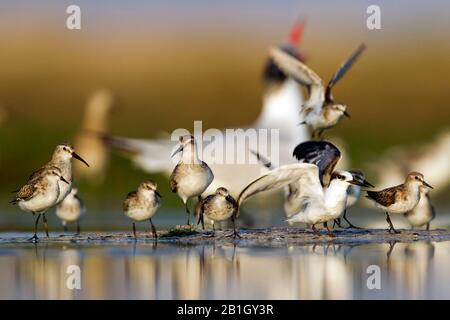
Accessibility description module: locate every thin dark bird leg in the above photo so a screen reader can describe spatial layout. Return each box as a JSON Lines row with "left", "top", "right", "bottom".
{"left": 343, "top": 210, "right": 360, "bottom": 229}
{"left": 149, "top": 218, "right": 157, "bottom": 240}
{"left": 132, "top": 222, "right": 137, "bottom": 239}
{"left": 312, "top": 224, "right": 319, "bottom": 233}
{"left": 76, "top": 222, "right": 81, "bottom": 235}
{"left": 42, "top": 213, "right": 49, "bottom": 237}
{"left": 185, "top": 201, "right": 191, "bottom": 226}
{"left": 318, "top": 129, "right": 325, "bottom": 140}
{"left": 426, "top": 223, "right": 430, "bottom": 231}
{"left": 333, "top": 218, "right": 342, "bottom": 228}
{"left": 385, "top": 212, "right": 400, "bottom": 234}
{"left": 197, "top": 211, "right": 205, "bottom": 230}
{"left": 28, "top": 213, "right": 41, "bottom": 242}
{"left": 63, "top": 225, "right": 68, "bottom": 232}
{"left": 232, "top": 216, "right": 241, "bottom": 239}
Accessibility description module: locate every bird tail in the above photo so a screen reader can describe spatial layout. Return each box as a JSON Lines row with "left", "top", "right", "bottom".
{"left": 10, "top": 198, "right": 18, "bottom": 205}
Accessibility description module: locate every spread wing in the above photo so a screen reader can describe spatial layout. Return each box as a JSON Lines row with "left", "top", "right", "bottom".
{"left": 325, "top": 43, "right": 366, "bottom": 102}
{"left": 236, "top": 163, "right": 318, "bottom": 217}
{"left": 293, "top": 141, "right": 341, "bottom": 186}
{"left": 269, "top": 47, "right": 323, "bottom": 87}
{"left": 291, "top": 164, "right": 325, "bottom": 214}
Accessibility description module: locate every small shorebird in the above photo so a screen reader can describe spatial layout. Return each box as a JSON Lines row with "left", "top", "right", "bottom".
{"left": 270, "top": 43, "right": 366, "bottom": 138}
{"left": 404, "top": 186, "right": 435, "bottom": 230}
{"left": 102, "top": 21, "right": 310, "bottom": 196}
{"left": 29, "top": 144, "right": 89, "bottom": 205}
{"left": 56, "top": 187, "right": 85, "bottom": 234}
{"left": 11, "top": 166, "right": 69, "bottom": 241}
{"left": 123, "top": 180, "right": 161, "bottom": 239}
{"left": 334, "top": 169, "right": 375, "bottom": 229}
{"left": 74, "top": 89, "right": 114, "bottom": 183}
{"left": 170, "top": 135, "right": 214, "bottom": 225}
{"left": 197, "top": 187, "right": 238, "bottom": 237}
{"left": 366, "top": 172, "right": 433, "bottom": 233}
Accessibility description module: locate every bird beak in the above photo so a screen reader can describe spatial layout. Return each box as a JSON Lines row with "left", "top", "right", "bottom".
{"left": 60, "top": 176, "right": 70, "bottom": 184}
{"left": 72, "top": 152, "right": 90, "bottom": 167}
{"left": 422, "top": 181, "right": 433, "bottom": 189}
{"left": 349, "top": 179, "right": 367, "bottom": 187}
{"left": 171, "top": 145, "right": 183, "bottom": 158}
{"left": 343, "top": 111, "right": 351, "bottom": 118}
{"left": 363, "top": 179, "right": 375, "bottom": 188}
{"left": 155, "top": 190, "right": 162, "bottom": 198}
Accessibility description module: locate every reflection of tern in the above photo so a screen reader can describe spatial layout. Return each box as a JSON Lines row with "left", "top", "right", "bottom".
{"left": 102, "top": 22, "right": 309, "bottom": 196}
{"left": 269, "top": 44, "right": 366, "bottom": 138}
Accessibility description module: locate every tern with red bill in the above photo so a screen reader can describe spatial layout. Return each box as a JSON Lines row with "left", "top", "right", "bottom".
{"left": 270, "top": 43, "right": 366, "bottom": 138}
{"left": 102, "top": 21, "right": 310, "bottom": 196}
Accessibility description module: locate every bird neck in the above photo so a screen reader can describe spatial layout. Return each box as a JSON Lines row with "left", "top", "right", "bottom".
{"left": 50, "top": 157, "right": 72, "bottom": 181}
{"left": 181, "top": 144, "right": 201, "bottom": 164}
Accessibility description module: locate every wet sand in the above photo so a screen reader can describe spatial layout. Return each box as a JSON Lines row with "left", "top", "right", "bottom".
{"left": 1, "top": 228, "right": 449, "bottom": 247}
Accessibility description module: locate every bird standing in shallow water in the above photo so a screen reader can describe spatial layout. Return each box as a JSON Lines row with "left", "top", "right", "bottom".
{"left": 56, "top": 187, "right": 85, "bottom": 234}
{"left": 123, "top": 180, "right": 161, "bottom": 239}
{"left": 25, "top": 144, "right": 89, "bottom": 234}
{"left": 11, "top": 166, "right": 69, "bottom": 242}
{"left": 169, "top": 135, "right": 214, "bottom": 226}
{"left": 197, "top": 187, "right": 239, "bottom": 237}
{"left": 366, "top": 172, "right": 433, "bottom": 233}
{"left": 404, "top": 186, "right": 435, "bottom": 230}
{"left": 269, "top": 44, "right": 366, "bottom": 138}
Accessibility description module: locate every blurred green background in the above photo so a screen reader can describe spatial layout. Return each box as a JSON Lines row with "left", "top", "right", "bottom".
{"left": 0, "top": 1, "right": 449, "bottom": 229}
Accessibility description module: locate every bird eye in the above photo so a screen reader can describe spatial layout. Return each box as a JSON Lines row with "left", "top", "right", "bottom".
{"left": 415, "top": 176, "right": 420, "bottom": 180}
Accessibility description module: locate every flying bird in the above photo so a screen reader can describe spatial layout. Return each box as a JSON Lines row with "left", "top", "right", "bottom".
{"left": 270, "top": 43, "right": 366, "bottom": 138}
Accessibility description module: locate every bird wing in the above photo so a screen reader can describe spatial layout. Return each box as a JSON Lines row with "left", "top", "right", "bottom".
{"left": 236, "top": 163, "right": 318, "bottom": 217}
{"left": 28, "top": 166, "right": 47, "bottom": 181}
{"left": 12, "top": 184, "right": 37, "bottom": 203}
{"left": 293, "top": 140, "right": 341, "bottom": 186}
{"left": 269, "top": 47, "right": 323, "bottom": 87}
{"left": 123, "top": 191, "right": 137, "bottom": 212}
{"left": 325, "top": 43, "right": 366, "bottom": 102}
{"left": 102, "top": 133, "right": 177, "bottom": 173}
{"left": 366, "top": 186, "right": 399, "bottom": 207}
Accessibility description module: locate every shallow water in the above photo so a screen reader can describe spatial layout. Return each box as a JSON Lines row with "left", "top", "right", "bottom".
{"left": 0, "top": 239, "right": 449, "bottom": 299}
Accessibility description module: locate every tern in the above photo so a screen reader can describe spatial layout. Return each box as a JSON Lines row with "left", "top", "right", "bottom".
{"left": 269, "top": 43, "right": 366, "bottom": 138}
{"left": 366, "top": 172, "right": 433, "bottom": 233}
{"left": 11, "top": 166, "right": 69, "bottom": 242}
{"left": 101, "top": 21, "right": 310, "bottom": 196}
{"left": 169, "top": 135, "right": 214, "bottom": 225}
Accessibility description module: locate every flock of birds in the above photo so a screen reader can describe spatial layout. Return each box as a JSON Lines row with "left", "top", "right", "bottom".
{"left": 9, "top": 21, "right": 443, "bottom": 242}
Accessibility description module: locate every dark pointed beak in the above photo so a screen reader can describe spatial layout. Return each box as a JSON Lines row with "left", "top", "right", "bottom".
{"left": 171, "top": 145, "right": 183, "bottom": 158}
{"left": 60, "top": 176, "right": 70, "bottom": 184}
{"left": 423, "top": 181, "right": 433, "bottom": 189}
{"left": 349, "top": 179, "right": 367, "bottom": 187}
{"left": 363, "top": 179, "right": 375, "bottom": 188}
{"left": 344, "top": 111, "right": 351, "bottom": 118}
{"left": 155, "top": 190, "right": 162, "bottom": 198}
{"left": 72, "top": 152, "right": 89, "bottom": 167}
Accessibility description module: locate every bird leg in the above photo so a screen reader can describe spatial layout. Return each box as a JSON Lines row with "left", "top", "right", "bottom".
{"left": 426, "top": 223, "right": 430, "bottom": 231}
{"left": 185, "top": 202, "right": 191, "bottom": 226}
{"left": 333, "top": 218, "right": 342, "bottom": 228}
{"left": 76, "top": 222, "right": 81, "bottom": 235}
{"left": 28, "top": 213, "right": 41, "bottom": 242}
{"left": 324, "top": 221, "right": 336, "bottom": 237}
{"left": 197, "top": 212, "right": 205, "bottom": 230}
{"left": 132, "top": 222, "right": 137, "bottom": 239}
{"left": 318, "top": 129, "right": 325, "bottom": 140}
{"left": 343, "top": 210, "right": 360, "bottom": 229}
{"left": 385, "top": 212, "right": 400, "bottom": 234}
{"left": 42, "top": 213, "right": 49, "bottom": 237}
{"left": 225, "top": 216, "right": 241, "bottom": 239}
{"left": 149, "top": 218, "right": 157, "bottom": 240}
